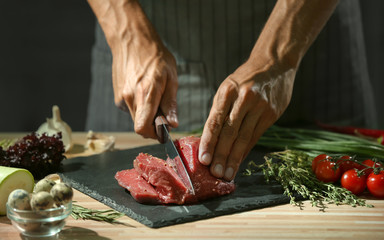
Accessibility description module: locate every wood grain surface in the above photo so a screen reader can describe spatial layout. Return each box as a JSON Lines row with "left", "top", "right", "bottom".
{"left": 0, "top": 132, "right": 383, "bottom": 240}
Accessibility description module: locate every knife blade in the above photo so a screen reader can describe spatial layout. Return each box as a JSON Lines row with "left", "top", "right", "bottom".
{"left": 155, "top": 112, "right": 195, "bottom": 195}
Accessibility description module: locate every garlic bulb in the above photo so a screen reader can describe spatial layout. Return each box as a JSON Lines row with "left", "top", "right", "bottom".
{"left": 37, "top": 105, "right": 73, "bottom": 152}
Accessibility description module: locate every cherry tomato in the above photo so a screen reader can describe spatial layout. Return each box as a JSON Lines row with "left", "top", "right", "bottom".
{"left": 336, "top": 155, "right": 362, "bottom": 174}
{"left": 366, "top": 171, "right": 384, "bottom": 198}
{"left": 312, "top": 154, "right": 331, "bottom": 173}
{"left": 340, "top": 169, "right": 367, "bottom": 195}
{"left": 315, "top": 159, "right": 341, "bottom": 183}
{"left": 362, "top": 159, "right": 383, "bottom": 175}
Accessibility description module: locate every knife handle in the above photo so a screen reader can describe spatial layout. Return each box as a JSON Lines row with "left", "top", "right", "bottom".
{"left": 154, "top": 110, "right": 169, "bottom": 144}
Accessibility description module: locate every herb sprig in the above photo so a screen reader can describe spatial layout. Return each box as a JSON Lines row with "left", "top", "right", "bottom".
{"left": 245, "top": 150, "right": 373, "bottom": 210}
{"left": 71, "top": 204, "right": 125, "bottom": 223}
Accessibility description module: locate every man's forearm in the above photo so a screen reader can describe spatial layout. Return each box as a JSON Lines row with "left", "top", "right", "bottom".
{"left": 249, "top": 0, "right": 339, "bottom": 71}
{"left": 87, "top": 0, "right": 162, "bottom": 53}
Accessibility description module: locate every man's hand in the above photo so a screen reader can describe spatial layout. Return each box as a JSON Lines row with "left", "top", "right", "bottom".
{"left": 199, "top": 61, "right": 296, "bottom": 181}
{"left": 198, "top": 0, "right": 339, "bottom": 181}
{"left": 88, "top": 0, "right": 179, "bottom": 139}
{"left": 111, "top": 33, "right": 178, "bottom": 139}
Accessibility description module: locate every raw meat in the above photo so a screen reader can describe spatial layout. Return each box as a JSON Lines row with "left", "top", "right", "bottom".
{"left": 115, "top": 169, "right": 160, "bottom": 204}
{"left": 174, "top": 136, "right": 236, "bottom": 203}
{"left": 134, "top": 153, "right": 187, "bottom": 204}
{"left": 114, "top": 136, "right": 235, "bottom": 204}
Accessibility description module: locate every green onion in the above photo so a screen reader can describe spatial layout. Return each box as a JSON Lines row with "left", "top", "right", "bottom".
{"left": 258, "top": 126, "right": 384, "bottom": 159}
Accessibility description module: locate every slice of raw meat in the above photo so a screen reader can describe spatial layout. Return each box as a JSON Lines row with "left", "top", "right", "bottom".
{"left": 134, "top": 153, "right": 187, "bottom": 204}
{"left": 174, "top": 136, "right": 236, "bottom": 203}
{"left": 115, "top": 169, "right": 160, "bottom": 204}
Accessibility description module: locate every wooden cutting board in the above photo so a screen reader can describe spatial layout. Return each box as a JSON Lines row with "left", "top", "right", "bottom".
{"left": 59, "top": 144, "right": 290, "bottom": 228}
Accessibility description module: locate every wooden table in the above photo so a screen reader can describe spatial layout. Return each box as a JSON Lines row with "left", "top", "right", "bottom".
{"left": 1, "top": 132, "right": 383, "bottom": 240}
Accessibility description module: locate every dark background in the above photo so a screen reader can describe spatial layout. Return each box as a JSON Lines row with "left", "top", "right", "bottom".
{"left": 0, "top": 0, "right": 94, "bottom": 132}
{"left": 0, "top": 0, "right": 383, "bottom": 132}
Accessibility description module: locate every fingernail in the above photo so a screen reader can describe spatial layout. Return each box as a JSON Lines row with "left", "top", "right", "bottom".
{"left": 214, "top": 164, "right": 223, "bottom": 177}
{"left": 224, "top": 167, "right": 234, "bottom": 180}
{"left": 200, "top": 152, "right": 211, "bottom": 165}
{"left": 171, "top": 114, "right": 178, "bottom": 125}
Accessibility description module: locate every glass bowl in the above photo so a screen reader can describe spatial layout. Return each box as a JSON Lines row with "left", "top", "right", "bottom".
{"left": 6, "top": 201, "right": 72, "bottom": 237}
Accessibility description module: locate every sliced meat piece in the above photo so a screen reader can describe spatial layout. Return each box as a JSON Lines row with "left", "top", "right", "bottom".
{"left": 174, "top": 136, "right": 236, "bottom": 203}
{"left": 114, "top": 169, "right": 160, "bottom": 204}
{"left": 134, "top": 153, "right": 187, "bottom": 204}
{"left": 115, "top": 136, "right": 236, "bottom": 205}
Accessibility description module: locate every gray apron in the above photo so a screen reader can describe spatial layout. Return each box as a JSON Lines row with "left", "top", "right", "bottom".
{"left": 86, "top": 0, "right": 377, "bottom": 132}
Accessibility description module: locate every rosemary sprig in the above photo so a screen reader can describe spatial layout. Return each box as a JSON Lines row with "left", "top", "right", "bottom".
{"left": 245, "top": 150, "right": 373, "bottom": 210}
{"left": 71, "top": 204, "right": 125, "bottom": 223}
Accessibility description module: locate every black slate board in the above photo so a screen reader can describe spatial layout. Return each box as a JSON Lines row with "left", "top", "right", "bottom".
{"left": 59, "top": 144, "right": 290, "bottom": 228}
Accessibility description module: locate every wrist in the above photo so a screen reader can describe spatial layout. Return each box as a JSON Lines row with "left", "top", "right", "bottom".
{"left": 245, "top": 38, "right": 298, "bottom": 79}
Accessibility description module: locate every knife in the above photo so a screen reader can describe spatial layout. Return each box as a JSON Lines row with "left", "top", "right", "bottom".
{"left": 155, "top": 111, "right": 195, "bottom": 195}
